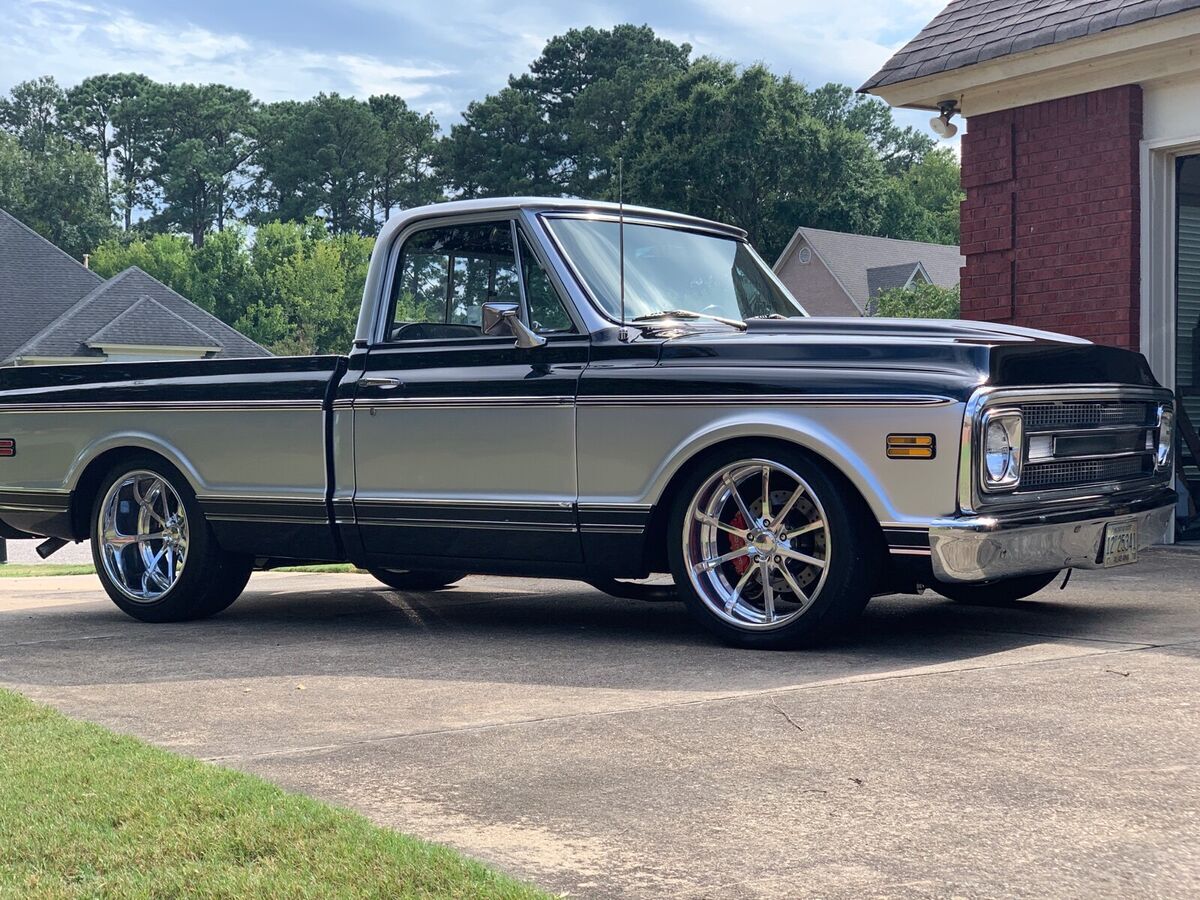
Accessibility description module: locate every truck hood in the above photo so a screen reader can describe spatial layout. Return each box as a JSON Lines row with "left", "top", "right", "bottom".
{"left": 652, "top": 317, "right": 1160, "bottom": 395}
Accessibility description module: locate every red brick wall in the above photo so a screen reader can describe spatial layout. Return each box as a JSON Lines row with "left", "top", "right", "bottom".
{"left": 959, "top": 86, "right": 1142, "bottom": 350}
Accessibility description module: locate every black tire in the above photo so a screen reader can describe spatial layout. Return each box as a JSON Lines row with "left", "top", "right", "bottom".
{"left": 90, "top": 454, "right": 253, "bottom": 623}
{"left": 934, "top": 571, "right": 1061, "bottom": 605}
{"left": 369, "top": 569, "right": 464, "bottom": 591}
{"left": 667, "top": 442, "right": 877, "bottom": 650}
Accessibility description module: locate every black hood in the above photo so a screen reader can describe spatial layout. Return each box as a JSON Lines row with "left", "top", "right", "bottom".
{"left": 652, "top": 317, "right": 1159, "bottom": 396}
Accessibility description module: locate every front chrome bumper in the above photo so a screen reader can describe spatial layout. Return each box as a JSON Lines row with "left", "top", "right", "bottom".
{"left": 929, "top": 488, "right": 1177, "bottom": 583}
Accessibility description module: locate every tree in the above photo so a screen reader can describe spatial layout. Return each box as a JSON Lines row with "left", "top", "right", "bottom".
{"left": 809, "top": 84, "right": 934, "bottom": 176}
{"left": 368, "top": 95, "right": 441, "bottom": 221}
{"left": 437, "top": 24, "right": 691, "bottom": 199}
{"left": 0, "top": 132, "right": 113, "bottom": 258}
{"left": 255, "top": 94, "right": 383, "bottom": 234}
{"left": 236, "top": 220, "right": 373, "bottom": 353}
{"left": 521, "top": 24, "right": 691, "bottom": 197}
{"left": 620, "top": 60, "right": 889, "bottom": 259}
{"left": 0, "top": 76, "right": 66, "bottom": 153}
{"left": 879, "top": 147, "right": 962, "bottom": 245}
{"left": 437, "top": 86, "right": 558, "bottom": 198}
{"left": 872, "top": 282, "right": 960, "bottom": 319}
{"left": 142, "top": 82, "right": 258, "bottom": 245}
{"left": 110, "top": 81, "right": 161, "bottom": 231}
{"left": 61, "top": 73, "right": 154, "bottom": 217}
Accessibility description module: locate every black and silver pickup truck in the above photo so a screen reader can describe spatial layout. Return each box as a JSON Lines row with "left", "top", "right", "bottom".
{"left": 0, "top": 198, "right": 1177, "bottom": 648}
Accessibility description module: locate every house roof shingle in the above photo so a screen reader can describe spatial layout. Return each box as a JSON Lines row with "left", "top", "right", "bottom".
{"left": 0, "top": 207, "right": 103, "bottom": 361}
{"left": 866, "top": 262, "right": 925, "bottom": 299}
{"left": 10, "top": 267, "right": 269, "bottom": 361}
{"left": 861, "top": 0, "right": 1200, "bottom": 92}
{"left": 87, "top": 297, "right": 223, "bottom": 350}
{"left": 779, "top": 227, "right": 963, "bottom": 314}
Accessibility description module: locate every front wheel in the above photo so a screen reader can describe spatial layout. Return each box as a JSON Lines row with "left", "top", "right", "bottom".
{"left": 369, "top": 569, "right": 464, "bottom": 592}
{"left": 91, "top": 455, "right": 252, "bottom": 623}
{"left": 667, "top": 445, "right": 875, "bottom": 650}
{"left": 934, "top": 571, "right": 1061, "bottom": 605}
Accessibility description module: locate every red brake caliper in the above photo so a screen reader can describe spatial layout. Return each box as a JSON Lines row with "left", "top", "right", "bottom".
{"left": 728, "top": 512, "right": 751, "bottom": 574}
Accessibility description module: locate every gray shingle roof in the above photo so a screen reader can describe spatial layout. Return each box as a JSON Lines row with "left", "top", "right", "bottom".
{"left": 861, "top": 0, "right": 1200, "bottom": 92}
{"left": 87, "top": 297, "right": 223, "bottom": 350}
{"left": 866, "top": 263, "right": 925, "bottom": 298}
{"left": 0, "top": 207, "right": 103, "bottom": 361}
{"left": 10, "top": 267, "right": 269, "bottom": 361}
{"left": 780, "top": 227, "right": 963, "bottom": 313}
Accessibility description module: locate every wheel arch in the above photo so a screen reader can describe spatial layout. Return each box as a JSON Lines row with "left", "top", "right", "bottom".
{"left": 67, "top": 437, "right": 203, "bottom": 541}
{"left": 638, "top": 428, "right": 888, "bottom": 575}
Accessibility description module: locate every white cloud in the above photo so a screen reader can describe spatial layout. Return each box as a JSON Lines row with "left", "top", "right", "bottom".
{"left": 686, "top": 0, "right": 947, "bottom": 85}
{"left": 0, "top": 0, "right": 456, "bottom": 113}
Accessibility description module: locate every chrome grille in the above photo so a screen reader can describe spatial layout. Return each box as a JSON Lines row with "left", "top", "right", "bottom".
{"left": 1023, "top": 401, "right": 1153, "bottom": 431}
{"left": 1021, "top": 456, "right": 1151, "bottom": 490}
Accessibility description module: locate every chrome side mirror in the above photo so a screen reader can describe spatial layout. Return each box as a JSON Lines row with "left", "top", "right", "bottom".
{"left": 482, "top": 301, "right": 547, "bottom": 349}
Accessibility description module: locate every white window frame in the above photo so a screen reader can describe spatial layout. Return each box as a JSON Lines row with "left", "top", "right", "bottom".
{"left": 1140, "top": 133, "right": 1200, "bottom": 539}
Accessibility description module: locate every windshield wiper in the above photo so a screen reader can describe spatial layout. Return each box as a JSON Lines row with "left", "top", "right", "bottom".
{"left": 630, "top": 309, "right": 747, "bottom": 330}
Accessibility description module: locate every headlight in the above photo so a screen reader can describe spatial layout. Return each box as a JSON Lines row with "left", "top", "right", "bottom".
{"left": 1156, "top": 405, "right": 1174, "bottom": 470}
{"left": 981, "top": 409, "right": 1023, "bottom": 491}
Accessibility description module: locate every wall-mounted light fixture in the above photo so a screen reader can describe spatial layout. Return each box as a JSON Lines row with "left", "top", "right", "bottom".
{"left": 930, "top": 99, "right": 959, "bottom": 139}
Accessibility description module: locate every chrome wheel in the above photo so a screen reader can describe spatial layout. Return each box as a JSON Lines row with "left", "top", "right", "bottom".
{"left": 683, "top": 458, "right": 830, "bottom": 631}
{"left": 97, "top": 470, "right": 189, "bottom": 603}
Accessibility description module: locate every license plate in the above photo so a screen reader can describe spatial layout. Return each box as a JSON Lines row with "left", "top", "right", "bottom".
{"left": 1103, "top": 520, "right": 1139, "bottom": 568}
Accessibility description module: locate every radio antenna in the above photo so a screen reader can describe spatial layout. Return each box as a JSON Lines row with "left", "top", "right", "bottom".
{"left": 618, "top": 158, "right": 628, "bottom": 343}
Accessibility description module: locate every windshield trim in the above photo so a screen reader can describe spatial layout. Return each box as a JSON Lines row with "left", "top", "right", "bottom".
{"left": 539, "top": 212, "right": 808, "bottom": 329}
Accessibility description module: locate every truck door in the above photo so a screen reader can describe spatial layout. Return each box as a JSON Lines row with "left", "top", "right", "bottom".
{"left": 350, "top": 216, "right": 588, "bottom": 569}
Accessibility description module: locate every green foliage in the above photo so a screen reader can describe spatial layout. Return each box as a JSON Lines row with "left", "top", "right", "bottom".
{"left": 437, "top": 25, "right": 691, "bottom": 200}
{"left": 0, "top": 688, "right": 547, "bottom": 898}
{"left": 872, "top": 281, "right": 961, "bottom": 319}
{"left": 92, "top": 220, "right": 372, "bottom": 355}
{"left": 0, "top": 133, "right": 113, "bottom": 259}
{"left": 879, "top": 147, "right": 963, "bottom": 245}
{"left": 141, "top": 82, "right": 258, "bottom": 245}
{"left": 620, "top": 60, "right": 890, "bottom": 259}
{"left": 0, "top": 76, "right": 66, "bottom": 153}
{"left": 0, "top": 22, "right": 963, "bottom": 349}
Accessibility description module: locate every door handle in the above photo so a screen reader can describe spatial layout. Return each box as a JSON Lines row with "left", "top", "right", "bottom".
{"left": 359, "top": 376, "right": 403, "bottom": 391}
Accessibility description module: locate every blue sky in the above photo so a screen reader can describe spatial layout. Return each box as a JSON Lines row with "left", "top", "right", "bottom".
{"left": 0, "top": 0, "right": 945, "bottom": 132}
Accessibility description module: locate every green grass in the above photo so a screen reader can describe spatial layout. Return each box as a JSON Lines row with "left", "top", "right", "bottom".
{"left": 0, "top": 564, "right": 95, "bottom": 578}
{"left": 272, "top": 564, "right": 366, "bottom": 574}
{"left": 0, "top": 690, "right": 549, "bottom": 899}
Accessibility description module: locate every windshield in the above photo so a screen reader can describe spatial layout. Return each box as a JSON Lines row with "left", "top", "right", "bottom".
{"left": 545, "top": 217, "right": 806, "bottom": 323}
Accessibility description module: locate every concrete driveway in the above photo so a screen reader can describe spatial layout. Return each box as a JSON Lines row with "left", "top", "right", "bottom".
{"left": 2, "top": 552, "right": 1199, "bottom": 898}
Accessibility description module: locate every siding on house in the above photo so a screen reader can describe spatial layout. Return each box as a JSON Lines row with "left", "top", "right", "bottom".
{"left": 774, "top": 226, "right": 963, "bottom": 316}
{"left": 959, "top": 84, "right": 1142, "bottom": 349}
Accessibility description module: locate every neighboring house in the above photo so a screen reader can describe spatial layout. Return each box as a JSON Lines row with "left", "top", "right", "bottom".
{"left": 0, "top": 207, "right": 268, "bottom": 366}
{"left": 861, "top": 0, "right": 1200, "bottom": 534}
{"left": 773, "top": 226, "right": 963, "bottom": 317}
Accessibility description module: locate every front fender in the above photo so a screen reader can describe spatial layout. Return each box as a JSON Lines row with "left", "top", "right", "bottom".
{"left": 578, "top": 401, "right": 966, "bottom": 525}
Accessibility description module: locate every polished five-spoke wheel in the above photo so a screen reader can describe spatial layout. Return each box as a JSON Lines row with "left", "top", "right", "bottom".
{"left": 91, "top": 455, "right": 253, "bottom": 623}
{"left": 98, "top": 470, "right": 190, "bottom": 602}
{"left": 685, "top": 459, "right": 829, "bottom": 630}
{"left": 668, "top": 444, "right": 875, "bottom": 649}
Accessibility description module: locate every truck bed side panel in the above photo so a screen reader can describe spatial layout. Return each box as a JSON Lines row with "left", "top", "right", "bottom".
{"left": 0, "top": 356, "right": 344, "bottom": 560}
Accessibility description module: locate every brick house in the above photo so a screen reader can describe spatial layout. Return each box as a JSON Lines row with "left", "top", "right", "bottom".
{"left": 862, "top": 0, "right": 1200, "bottom": 537}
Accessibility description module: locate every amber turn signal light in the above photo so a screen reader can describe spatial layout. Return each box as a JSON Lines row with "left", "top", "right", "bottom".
{"left": 886, "top": 434, "right": 935, "bottom": 460}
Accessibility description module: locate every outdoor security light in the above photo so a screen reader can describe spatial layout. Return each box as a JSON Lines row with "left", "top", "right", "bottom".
{"left": 930, "top": 100, "right": 959, "bottom": 139}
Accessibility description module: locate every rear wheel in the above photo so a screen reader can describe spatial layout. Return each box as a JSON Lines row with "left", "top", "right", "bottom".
{"left": 934, "top": 571, "right": 1060, "bottom": 605}
{"left": 91, "top": 456, "right": 252, "bottom": 623}
{"left": 369, "top": 569, "right": 464, "bottom": 592}
{"left": 667, "top": 445, "right": 875, "bottom": 650}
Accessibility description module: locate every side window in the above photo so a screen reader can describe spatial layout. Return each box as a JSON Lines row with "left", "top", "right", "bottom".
{"left": 389, "top": 221, "right": 520, "bottom": 341}
{"left": 519, "top": 232, "right": 575, "bottom": 334}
